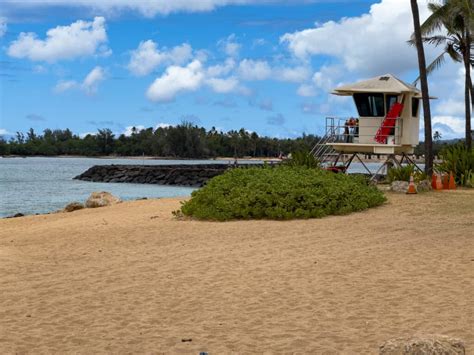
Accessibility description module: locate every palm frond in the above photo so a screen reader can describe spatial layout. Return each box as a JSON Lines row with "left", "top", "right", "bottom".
{"left": 446, "top": 43, "right": 463, "bottom": 62}
{"left": 423, "top": 35, "right": 449, "bottom": 46}
{"left": 426, "top": 51, "right": 447, "bottom": 76}
{"left": 421, "top": 2, "right": 450, "bottom": 35}
{"left": 412, "top": 51, "right": 446, "bottom": 86}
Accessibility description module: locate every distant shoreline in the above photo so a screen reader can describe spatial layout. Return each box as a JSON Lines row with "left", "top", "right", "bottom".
{"left": 0, "top": 154, "right": 433, "bottom": 164}
{"left": 0, "top": 155, "right": 282, "bottom": 162}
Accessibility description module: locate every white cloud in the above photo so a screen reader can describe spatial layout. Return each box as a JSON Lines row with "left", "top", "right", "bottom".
{"left": 207, "top": 58, "right": 235, "bottom": 77}
{"left": 206, "top": 76, "right": 239, "bottom": 93}
{"left": 79, "top": 132, "right": 97, "bottom": 138}
{"left": 54, "top": 80, "right": 78, "bottom": 93}
{"left": 297, "top": 84, "right": 316, "bottom": 97}
{"left": 436, "top": 99, "right": 465, "bottom": 117}
{"left": 218, "top": 34, "right": 241, "bottom": 58}
{"left": 0, "top": 18, "right": 7, "bottom": 38}
{"left": 54, "top": 66, "right": 106, "bottom": 95}
{"left": 147, "top": 60, "right": 205, "bottom": 102}
{"left": 280, "top": 0, "right": 433, "bottom": 76}
{"left": 432, "top": 116, "right": 465, "bottom": 138}
{"left": 238, "top": 59, "right": 272, "bottom": 81}
{"left": 33, "top": 65, "right": 48, "bottom": 74}
{"left": 427, "top": 64, "right": 471, "bottom": 139}
{"left": 238, "top": 59, "right": 309, "bottom": 83}
{"left": 7, "top": 17, "right": 109, "bottom": 62}
{"left": 128, "top": 40, "right": 193, "bottom": 76}
{"left": 82, "top": 66, "right": 105, "bottom": 94}
{"left": 123, "top": 125, "right": 146, "bottom": 136}
{"left": 312, "top": 65, "right": 344, "bottom": 91}
{"left": 0, "top": 128, "right": 13, "bottom": 136}
{"left": 295, "top": 65, "right": 343, "bottom": 97}
{"left": 252, "top": 38, "right": 266, "bottom": 47}
{"left": 275, "top": 66, "right": 311, "bottom": 83}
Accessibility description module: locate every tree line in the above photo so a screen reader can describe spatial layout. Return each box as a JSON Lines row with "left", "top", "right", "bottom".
{"left": 0, "top": 123, "right": 321, "bottom": 158}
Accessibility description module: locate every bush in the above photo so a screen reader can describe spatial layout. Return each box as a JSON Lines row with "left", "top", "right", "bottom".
{"left": 179, "top": 166, "right": 386, "bottom": 221}
{"left": 437, "top": 144, "right": 474, "bottom": 187}
{"left": 387, "top": 165, "right": 426, "bottom": 183}
{"left": 284, "top": 150, "right": 320, "bottom": 168}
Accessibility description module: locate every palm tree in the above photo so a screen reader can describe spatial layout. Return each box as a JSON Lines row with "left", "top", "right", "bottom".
{"left": 411, "top": 0, "right": 473, "bottom": 149}
{"left": 433, "top": 130, "right": 442, "bottom": 141}
{"left": 410, "top": 0, "right": 434, "bottom": 176}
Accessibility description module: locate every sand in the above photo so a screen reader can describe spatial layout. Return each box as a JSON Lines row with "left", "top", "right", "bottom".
{"left": 0, "top": 190, "right": 473, "bottom": 354}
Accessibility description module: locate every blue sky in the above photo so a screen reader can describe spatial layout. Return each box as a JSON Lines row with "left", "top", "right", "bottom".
{"left": 0, "top": 0, "right": 468, "bottom": 139}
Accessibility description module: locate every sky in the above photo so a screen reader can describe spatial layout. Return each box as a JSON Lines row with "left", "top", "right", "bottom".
{"left": 0, "top": 0, "right": 469, "bottom": 140}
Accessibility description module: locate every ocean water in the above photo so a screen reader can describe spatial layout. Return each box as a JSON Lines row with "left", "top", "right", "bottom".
{"left": 0, "top": 157, "right": 385, "bottom": 218}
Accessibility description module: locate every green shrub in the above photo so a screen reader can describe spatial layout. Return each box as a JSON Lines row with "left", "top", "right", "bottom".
{"left": 284, "top": 150, "right": 320, "bottom": 168}
{"left": 387, "top": 165, "right": 427, "bottom": 184}
{"left": 387, "top": 165, "right": 413, "bottom": 183}
{"left": 437, "top": 144, "right": 474, "bottom": 187}
{"left": 179, "top": 166, "right": 386, "bottom": 221}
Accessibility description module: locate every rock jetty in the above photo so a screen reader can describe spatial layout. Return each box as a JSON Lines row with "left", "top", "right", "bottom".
{"left": 74, "top": 164, "right": 263, "bottom": 187}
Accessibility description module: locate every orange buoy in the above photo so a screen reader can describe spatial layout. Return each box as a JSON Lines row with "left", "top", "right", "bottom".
{"left": 406, "top": 174, "right": 417, "bottom": 194}
{"left": 435, "top": 173, "right": 443, "bottom": 190}
{"left": 448, "top": 172, "right": 456, "bottom": 190}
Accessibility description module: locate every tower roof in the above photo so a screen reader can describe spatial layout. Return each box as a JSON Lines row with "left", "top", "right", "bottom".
{"left": 332, "top": 74, "right": 421, "bottom": 95}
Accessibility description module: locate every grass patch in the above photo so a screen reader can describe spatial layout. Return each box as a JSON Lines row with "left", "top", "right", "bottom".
{"left": 179, "top": 166, "right": 386, "bottom": 221}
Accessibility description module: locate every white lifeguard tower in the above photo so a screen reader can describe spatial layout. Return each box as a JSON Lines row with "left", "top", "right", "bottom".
{"left": 311, "top": 74, "right": 428, "bottom": 176}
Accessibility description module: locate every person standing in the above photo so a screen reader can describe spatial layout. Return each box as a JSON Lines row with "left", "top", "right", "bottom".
{"left": 344, "top": 120, "right": 350, "bottom": 143}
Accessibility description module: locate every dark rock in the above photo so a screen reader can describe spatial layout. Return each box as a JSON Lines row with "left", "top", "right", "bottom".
{"left": 63, "top": 202, "right": 85, "bottom": 212}
{"left": 6, "top": 213, "right": 24, "bottom": 218}
{"left": 73, "top": 164, "right": 267, "bottom": 187}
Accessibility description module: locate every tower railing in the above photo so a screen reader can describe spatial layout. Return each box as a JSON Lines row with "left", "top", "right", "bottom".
{"left": 311, "top": 117, "right": 403, "bottom": 162}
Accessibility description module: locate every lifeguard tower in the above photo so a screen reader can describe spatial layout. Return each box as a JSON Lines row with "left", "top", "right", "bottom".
{"left": 311, "top": 74, "right": 427, "bottom": 176}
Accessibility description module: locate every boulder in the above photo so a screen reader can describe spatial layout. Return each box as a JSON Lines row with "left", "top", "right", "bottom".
{"left": 390, "top": 180, "right": 409, "bottom": 193}
{"left": 379, "top": 335, "right": 465, "bottom": 355}
{"left": 63, "top": 202, "right": 84, "bottom": 212}
{"left": 85, "top": 192, "right": 121, "bottom": 208}
{"left": 417, "top": 179, "right": 432, "bottom": 193}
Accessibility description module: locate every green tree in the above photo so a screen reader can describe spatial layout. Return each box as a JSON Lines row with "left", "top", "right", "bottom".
{"left": 97, "top": 129, "right": 115, "bottom": 155}
{"left": 412, "top": 0, "right": 473, "bottom": 149}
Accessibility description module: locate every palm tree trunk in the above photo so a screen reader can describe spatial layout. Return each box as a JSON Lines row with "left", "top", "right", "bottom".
{"left": 464, "top": 28, "right": 472, "bottom": 149}
{"left": 410, "top": 0, "right": 433, "bottom": 176}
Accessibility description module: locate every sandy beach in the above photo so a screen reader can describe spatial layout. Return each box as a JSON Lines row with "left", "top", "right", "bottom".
{"left": 1, "top": 190, "right": 472, "bottom": 353}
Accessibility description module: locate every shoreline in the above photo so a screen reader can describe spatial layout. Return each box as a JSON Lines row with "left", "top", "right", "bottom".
{"left": 0, "top": 154, "right": 439, "bottom": 164}
{"left": 0, "top": 155, "right": 282, "bottom": 162}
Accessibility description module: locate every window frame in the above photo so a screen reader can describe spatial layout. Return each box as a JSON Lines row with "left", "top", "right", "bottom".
{"left": 353, "top": 93, "right": 385, "bottom": 118}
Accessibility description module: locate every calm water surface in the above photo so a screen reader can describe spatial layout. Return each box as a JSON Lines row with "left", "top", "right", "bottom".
{"left": 0, "top": 157, "right": 384, "bottom": 218}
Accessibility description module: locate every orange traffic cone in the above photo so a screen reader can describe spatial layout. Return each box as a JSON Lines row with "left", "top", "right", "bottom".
{"left": 406, "top": 174, "right": 417, "bottom": 194}
{"left": 431, "top": 173, "right": 437, "bottom": 189}
{"left": 448, "top": 171, "right": 456, "bottom": 190}
{"left": 442, "top": 174, "right": 449, "bottom": 189}
{"left": 435, "top": 173, "right": 443, "bottom": 190}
